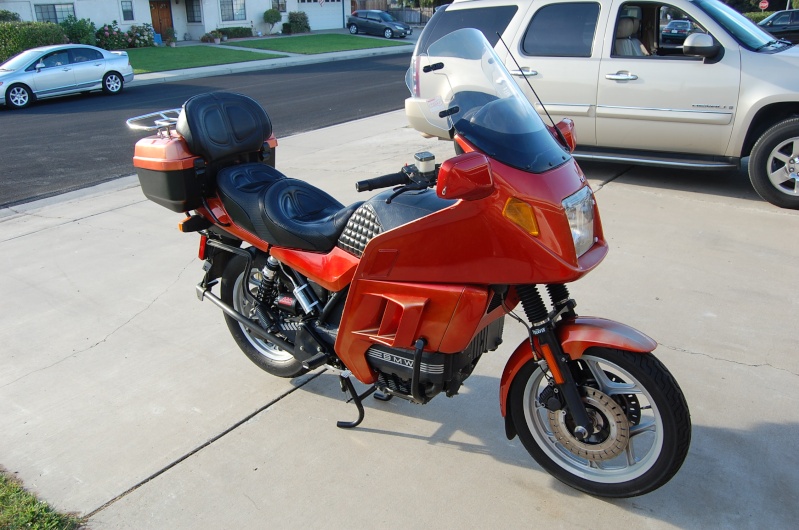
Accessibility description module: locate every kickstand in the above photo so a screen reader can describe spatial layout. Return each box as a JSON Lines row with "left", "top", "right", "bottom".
{"left": 337, "top": 371, "right": 377, "bottom": 429}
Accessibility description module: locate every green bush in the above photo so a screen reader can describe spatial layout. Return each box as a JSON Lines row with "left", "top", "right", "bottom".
{"left": 0, "top": 9, "right": 21, "bottom": 22}
{"left": 59, "top": 16, "right": 96, "bottom": 45}
{"left": 0, "top": 22, "right": 67, "bottom": 63}
{"left": 217, "top": 26, "right": 252, "bottom": 38}
{"left": 281, "top": 22, "right": 292, "bottom": 35}
{"left": 287, "top": 11, "right": 310, "bottom": 34}
{"left": 263, "top": 9, "right": 282, "bottom": 33}
{"left": 96, "top": 20, "right": 129, "bottom": 50}
{"left": 128, "top": 23, "right": 155, "bottom": 47}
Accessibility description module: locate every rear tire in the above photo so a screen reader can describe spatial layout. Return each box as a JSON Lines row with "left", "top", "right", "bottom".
{"left": 508, "top": 348, "right": 691, "bottom": 497}
{"left": 102, "top": 72, "right": 124, "bottom": 95}
{"left": 748, "top": 117, "right": 799, "bottom": 209}
{"left": 348, "top": 24, "right": 358, "bottom": 35}
{"left": 221, "top": 255, "right": 306, "bottom": 378}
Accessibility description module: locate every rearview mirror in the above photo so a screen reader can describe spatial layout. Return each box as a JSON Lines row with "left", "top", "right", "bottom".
{"left": 35, "top": 61, "right": 45, "bottom": 71}
{"left": 437, "top": 152, "right": 494, "bottom": 201}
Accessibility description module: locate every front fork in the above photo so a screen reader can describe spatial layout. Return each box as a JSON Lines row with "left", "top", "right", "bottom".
{"left": 516, "top": 284, "right": 593, "bottom": 440}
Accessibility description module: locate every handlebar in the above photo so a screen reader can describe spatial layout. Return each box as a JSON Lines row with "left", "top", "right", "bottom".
{"left": 355, "top": 172, "right": 410, "bottom": 192}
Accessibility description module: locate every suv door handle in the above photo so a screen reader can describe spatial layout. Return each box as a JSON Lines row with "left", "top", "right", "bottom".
{"left": 606, "top": 71, "right": 638, "bottom": 81}
{"left": 510, "top": 68, "right": 538, "bottom": 77}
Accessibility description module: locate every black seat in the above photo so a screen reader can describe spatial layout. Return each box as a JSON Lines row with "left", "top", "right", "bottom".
{"left": 178, "top": 92, "right": 362, "bottom": 252}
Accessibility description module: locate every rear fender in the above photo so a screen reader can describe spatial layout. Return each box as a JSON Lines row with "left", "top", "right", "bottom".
{"left": 499, "top": 317, "right": 656, "bottom": 418}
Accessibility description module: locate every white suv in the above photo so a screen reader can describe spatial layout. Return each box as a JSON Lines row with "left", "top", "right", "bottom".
{"left": 405, "top": 0, "right": 799, "bottom": 209}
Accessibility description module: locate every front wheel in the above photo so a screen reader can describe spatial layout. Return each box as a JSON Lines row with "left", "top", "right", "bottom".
{"left": 6, "top": 84, "right": 33, "bottom": 109}
{"left": 748, "top": 117, "right": 799, "bottom": 209}
{"left": 221, "top": 255, "right": 306, "bottom": 378}
{"left": 383, "top": 28, "right": 393, "bottom": 39}
{"left": 509, "top": 348, "right": 691, "bottom": 497}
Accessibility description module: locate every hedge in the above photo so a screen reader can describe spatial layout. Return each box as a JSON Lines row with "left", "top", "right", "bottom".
{"left": 0, "top": 22, "right": 66, "bottom": 63}
{"left": 216, "top": 26, "right": 253, "bottom": 38}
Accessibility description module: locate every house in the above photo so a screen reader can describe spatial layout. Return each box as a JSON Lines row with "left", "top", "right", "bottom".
{"left": 0, "top": 0, "right": 352, "bottom": 41}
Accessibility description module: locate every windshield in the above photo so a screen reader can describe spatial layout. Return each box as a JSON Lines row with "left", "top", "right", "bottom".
{"left": 0, "top": 49, "right": 41, "bottom": 71}
{"left": 693, "top": 0, "right": 787, "bottom": 50}
{"left": 405, "top": 28, "right": 569, "bottom": 173}
{"left": 379, "top": 12, "right": 397, "bottom": 22}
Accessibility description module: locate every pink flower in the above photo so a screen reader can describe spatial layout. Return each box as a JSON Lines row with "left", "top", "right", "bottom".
{"left": 104, "top": 31, "right": 109, "bottom": 36}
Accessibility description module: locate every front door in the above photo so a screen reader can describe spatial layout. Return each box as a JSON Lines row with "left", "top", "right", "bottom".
{"left": 149, "top": 0, "right": 174, "bottom": 37}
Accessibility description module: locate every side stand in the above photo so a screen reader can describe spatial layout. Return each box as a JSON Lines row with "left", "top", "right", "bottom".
{"left": 337, "top": 371, "right": 377, "bottom": 429}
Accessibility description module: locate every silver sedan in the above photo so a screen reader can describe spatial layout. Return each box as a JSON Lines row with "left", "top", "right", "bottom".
{"left": 0, "top": 44, "right": 134, "bottom": 109}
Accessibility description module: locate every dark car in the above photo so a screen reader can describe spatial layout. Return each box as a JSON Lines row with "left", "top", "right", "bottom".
{"left": 758, "top": 9, "right": 799, "bottom": 44}
{"left": 347, "top": 10, "right": 412, "bottom": 39}
{"left": 660, "top": 19, "right": 693, "bottom": 44}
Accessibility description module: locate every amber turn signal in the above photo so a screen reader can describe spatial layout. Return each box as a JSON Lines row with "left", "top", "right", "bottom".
{"left": 503, "top": 198, "right": 539, "bottom": 236}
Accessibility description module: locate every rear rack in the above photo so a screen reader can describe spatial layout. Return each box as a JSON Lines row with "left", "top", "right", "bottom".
{"left": 126, "top": 109, "right": 182, "bottom": 137}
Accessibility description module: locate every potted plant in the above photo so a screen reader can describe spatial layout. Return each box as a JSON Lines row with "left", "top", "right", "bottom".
{"left": 210, "top": 30, "right": 222, "bottom": 44}
{"left": 163, "top": 27, "right": 177, "bottom": 47}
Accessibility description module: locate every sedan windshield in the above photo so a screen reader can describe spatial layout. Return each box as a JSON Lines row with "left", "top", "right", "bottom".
{"left": 0, "top": 49, "right": 41, "bottom": 71}
{"left": 693, "top": 0, "right": 787, "bottom": 50}
{"left": 379, "top": 12, "right": 398, "bottom": 22}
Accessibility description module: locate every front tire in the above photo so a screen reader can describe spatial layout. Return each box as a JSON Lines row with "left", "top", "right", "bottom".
{"left": 348, "top": 24, "right": 358, "bottom": 35}
{"left": 383, "top": 28, "right": 393, "bottom": 39}
{"left": 748, "top": 117, "right": 799, "bottom": 209}
{"left": 6, "top": 84, "right": 33, "bottom": 109}
{"left": 102, "top": 72, "right": 124, "bottom": 95}
{"left": 509, "top": 348, "right": 691, "bottom": 497}
{"left": 221, "top": 255, "right": 306, "bottom": 378}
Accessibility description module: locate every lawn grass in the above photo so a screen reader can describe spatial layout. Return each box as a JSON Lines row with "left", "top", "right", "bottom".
{"left": 0, "top": 470, "right": 82, "bottom": 529}
{"left": 224, "top": 33, "right": 408, "bottom": 54}
{"left": 125, "top": 46, "right": 284, "bottom": 74}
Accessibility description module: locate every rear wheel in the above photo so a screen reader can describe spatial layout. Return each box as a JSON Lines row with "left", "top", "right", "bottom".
{"left": 748, "top": 117, "right": 799, "bottom": 209}
{"left": 221, "top": 255, "right": 306, "bottom": 378}
{"left": 102, "top": 72, "right": 124, "bottom": 94}
{"left": 509, "top": 348, "right": 691, "bottom": 497}
{"left": 6, "top": 84, "right": 33, "bottom": 109}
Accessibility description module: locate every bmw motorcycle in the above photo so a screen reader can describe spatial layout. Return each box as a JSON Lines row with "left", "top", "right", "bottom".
{"left": 127, "top": 28, "right": 690, "bottom": 497}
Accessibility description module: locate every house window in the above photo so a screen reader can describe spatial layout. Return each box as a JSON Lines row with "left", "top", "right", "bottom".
{"left": 121, "top": 1, "right": 134, "bottom": 21}
{"left": 272, "top": 0, "right": 286, "bottom": 12}
{"left": 220, "top": 0, "right": 246, "bottom": 21}
{"left": 186, "top": 0, "right": 202, "bottom": 23}
{"left": 34, "top": 3, "right": 75, "bottom": 24}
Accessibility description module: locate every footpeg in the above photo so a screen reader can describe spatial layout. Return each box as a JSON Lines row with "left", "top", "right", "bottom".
{"left": 301, "top": 352, "right": 327, "bottom": 371}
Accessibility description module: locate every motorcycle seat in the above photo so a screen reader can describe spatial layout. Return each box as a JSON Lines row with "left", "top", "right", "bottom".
{"left": 217, "top": 164, "right": 363, "bottom": 252}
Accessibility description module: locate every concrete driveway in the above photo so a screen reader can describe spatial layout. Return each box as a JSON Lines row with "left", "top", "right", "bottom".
{"left": 0, "top": 111, "right": 797, "bottom": 528}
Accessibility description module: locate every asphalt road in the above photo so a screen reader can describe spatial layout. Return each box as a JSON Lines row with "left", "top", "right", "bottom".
{"left": 0, "top": 53, "right": 412, "bottom": 208}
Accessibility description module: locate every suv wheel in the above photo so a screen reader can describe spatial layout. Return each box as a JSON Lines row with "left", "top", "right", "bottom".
{"left": 749, "top": 117, "right": 799, "bottom": 209}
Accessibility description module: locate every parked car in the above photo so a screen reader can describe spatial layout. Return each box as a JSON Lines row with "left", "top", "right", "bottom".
{"left": 347, "top": 10, "right": 412, "bottom": 39}
{"left": 0, "top": 44, "right": 133, "bottom": 109}
{"left": 758, "top": 9, "right": 799, "bottom": 44}
{"left": 405, "top": 0, "right": 799, "bottom": 209}
{"left": 661, "top": 19, "right": 693, "bottom": 43}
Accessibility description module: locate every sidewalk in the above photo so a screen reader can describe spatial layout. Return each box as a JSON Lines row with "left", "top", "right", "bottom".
{"left": 1, "top": 110, "right": 797, "bottom": 528}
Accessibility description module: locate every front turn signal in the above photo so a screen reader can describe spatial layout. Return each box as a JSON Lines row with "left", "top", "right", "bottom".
{"left": 503, "top": 198, "right": 539, "bottom": 236}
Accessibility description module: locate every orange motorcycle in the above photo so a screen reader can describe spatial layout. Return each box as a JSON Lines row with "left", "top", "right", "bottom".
{"left": 128, "top": 29, "right": 690, "bottom": 497}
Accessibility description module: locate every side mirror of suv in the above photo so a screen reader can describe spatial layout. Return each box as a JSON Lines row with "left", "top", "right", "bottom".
{"left": 683, "top": 33, "right": 719, "bottom": 59}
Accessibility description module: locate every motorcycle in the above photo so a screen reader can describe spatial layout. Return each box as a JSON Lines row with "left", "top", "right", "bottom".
{"left": 127, "top": 28, "right": 690, "bottom": 498}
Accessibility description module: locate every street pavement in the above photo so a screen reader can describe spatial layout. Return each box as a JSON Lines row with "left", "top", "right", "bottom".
{"left": 1, "top": 37, "right": 798, "bottom": 529}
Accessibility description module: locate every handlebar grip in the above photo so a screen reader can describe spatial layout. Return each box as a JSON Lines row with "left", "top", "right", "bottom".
{"left": 355, "top": 172, "right": 410, "bottom": 192}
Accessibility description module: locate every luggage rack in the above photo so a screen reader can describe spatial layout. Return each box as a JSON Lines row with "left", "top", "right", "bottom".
{"left": 126, "top": 109, "right": 182, "bottom": 137}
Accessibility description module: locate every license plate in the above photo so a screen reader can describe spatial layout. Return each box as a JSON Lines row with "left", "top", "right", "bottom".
{"left": 671, "top": 30, "right": 678, "bottom": 33}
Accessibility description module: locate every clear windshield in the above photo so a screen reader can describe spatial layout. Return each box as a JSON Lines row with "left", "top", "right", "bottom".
{"left": 405, "top": 28, "right": 569, "bottom": 173}
{"left": 0, "top": 49, "right": 41, "bottom": 71}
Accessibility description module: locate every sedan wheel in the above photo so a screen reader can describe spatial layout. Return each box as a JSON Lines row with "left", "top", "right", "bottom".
{"left": 6, "top": 84, "right": 33, "bottom": 109}
{"left": 102, "top": 72, "right": 123, "bottom": 94}
{"left": 383, "top": 28, "right": 393, "bottom": 39}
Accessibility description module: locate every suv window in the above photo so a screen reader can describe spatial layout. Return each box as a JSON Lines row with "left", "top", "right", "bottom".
{"left": 522, "top": 2, "right": 600, "bottom": 57}
{"left": 417, "top": 5, "right": 518, "bottom": 53}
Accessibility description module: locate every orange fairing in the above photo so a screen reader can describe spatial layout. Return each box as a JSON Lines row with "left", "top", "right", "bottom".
{"left": 270, "top": 246, "right": 359, "bottom": 292}
{"left": 334, "top": 280, "right": 491, "bottom": 383}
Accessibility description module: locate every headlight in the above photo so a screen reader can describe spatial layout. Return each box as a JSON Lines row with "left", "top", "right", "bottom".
{"left": 562, "top": 186, "right": 595, "bottom": 258}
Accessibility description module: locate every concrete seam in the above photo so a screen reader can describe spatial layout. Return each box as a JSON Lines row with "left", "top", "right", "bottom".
{"left": 658, "top": 343, "right": 798, "bottom": 377}
{"left": 83, "top": 368, "right": 326, "bottom": 519}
